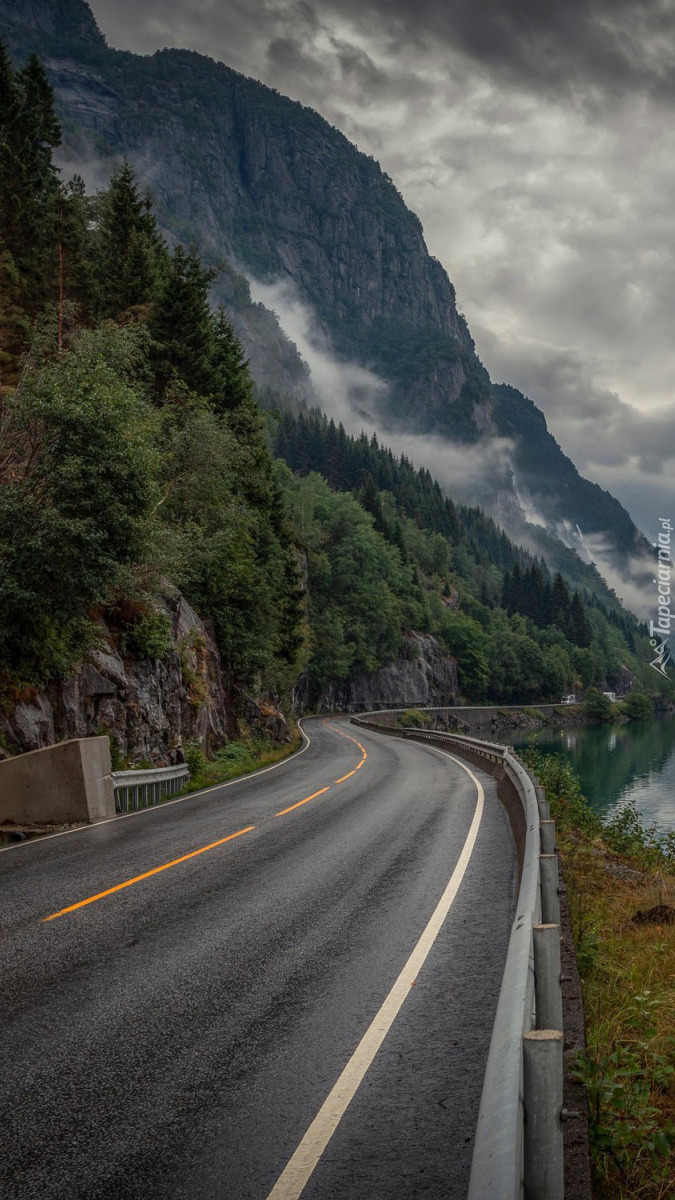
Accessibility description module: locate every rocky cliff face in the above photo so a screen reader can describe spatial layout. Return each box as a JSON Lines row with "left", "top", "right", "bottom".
{"left": 0, "top": 1, "right": 474, "bottom": 422}
{"left": 0, "top": 0, "right": 647, "bottom": 568}
{"left": 0, "top": 594, "right": 235, "bottom": 765}
{"left": 296, "top": 632, "right": 459, "bottom": 714}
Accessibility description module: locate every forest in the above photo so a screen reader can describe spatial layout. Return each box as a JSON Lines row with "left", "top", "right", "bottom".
{"left": 0, "top": 43, "right": 668, "bottom": 713}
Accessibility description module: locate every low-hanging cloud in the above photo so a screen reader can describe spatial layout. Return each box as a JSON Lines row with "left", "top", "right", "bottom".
{"left": 249, "top": 276, "right": 671, "bottom": 622}
{"left": 249, "top": 276, "right": 517, "bottom": 501}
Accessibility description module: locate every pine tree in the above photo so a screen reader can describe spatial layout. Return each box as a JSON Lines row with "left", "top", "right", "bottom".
{"left": 0, "top": 51, "right": 61, "bottom": 314}
{"left": 570, "top": 591, "right": 592, "bottom": 648}
{"left": 57, "top": 176, "right": 98, "bottom": 324}
{"left": 550, "top": 573, "right": 572, "bottom": 637}
{"left": 0, "top": 249, "right": 30, "bottom": 381}
{"left": 358, "top": 475, "right": 386, "bottom": 533}
{"left": 209, "top": 306, "right": 253, "bottom": 413}
{"left": 0, "top": 42, "right": 20, "bottom": 236}
{"left": 98, "top": 161, "right": 166, "bottom": 317}
{"left": 149, "top": 244, "right": 216, "bottom": 396}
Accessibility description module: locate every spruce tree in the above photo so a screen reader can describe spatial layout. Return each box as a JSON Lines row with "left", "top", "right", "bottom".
{"left": 0, "top": 42, "right": 20, "bottom": 233}
{"left": 0, "top": 250, "right": 30, "bottom": 382}
{"left": 58, "top": 176, "right": 98, "bottom": 323}
{"left": 150, "top": 244, "right": 216, "bottom": 396}
{"left": 98, "top": 161, "right": 166, "bottom": 317}
{"left": 570, "top": 591, "right": 592, "bottom": 648}
{"left": 209, "top": 306, "right": 253, "bottom": 413}
{"left": 1, "top": 52, "right": 61, "bottom": 314}
{"left": 550, "top": 573, "right": 572, "bottom": 636}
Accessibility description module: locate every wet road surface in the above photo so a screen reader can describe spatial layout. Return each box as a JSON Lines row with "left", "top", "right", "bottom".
{"left": 0, "top": 718, "right": 516, "bottom": 1199}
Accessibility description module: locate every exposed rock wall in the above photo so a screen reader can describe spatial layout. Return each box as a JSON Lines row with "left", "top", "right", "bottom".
{"left": 296, "top": 632, "right": 458, "bottom": 714}
{"left": 0, "top": 594, "right": 235, "bottom": 765}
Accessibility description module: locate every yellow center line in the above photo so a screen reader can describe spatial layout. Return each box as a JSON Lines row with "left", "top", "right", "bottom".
{"left": 43, "top": 724, "right": 369, "bottom": 922}
{"left": 324, "top": 722, "right": 368, "bottom": 776}
{"left": 275, "top": 787, "right": 330, "bottom": 817}
{"left": 42, "top": 824, "right": 256, "bottom": 922}
{"left": 334, "top": 770, "right": 356, "bottom": 784}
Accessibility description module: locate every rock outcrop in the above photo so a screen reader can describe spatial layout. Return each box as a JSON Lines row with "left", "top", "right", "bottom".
{"left": 0, "top": 593, "right": 236, "bottom": 765}
{"left": 295, "top": 632, "right": 458, "bottom": 714}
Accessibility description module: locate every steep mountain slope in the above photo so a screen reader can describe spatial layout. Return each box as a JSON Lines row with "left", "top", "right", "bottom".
{"left": 0, "top": 0, "right": 648, "bottom": 571}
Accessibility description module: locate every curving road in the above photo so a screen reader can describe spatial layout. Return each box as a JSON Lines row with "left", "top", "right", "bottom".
{"left": 0, "top": 718, "right": 516, "bottom": 1199}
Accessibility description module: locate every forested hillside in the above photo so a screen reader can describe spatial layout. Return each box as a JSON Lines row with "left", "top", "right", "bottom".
{"left": 0, "top": 47, "right": 302, "bottom": 706}
{"left": 0, "top": 46, "right": 668, "bottom": 725}
{"left": 273, "top": 412, "right": 662, "bottom": 704}
{"left": 0, "top": 0, "right": 652, "bottom": 573}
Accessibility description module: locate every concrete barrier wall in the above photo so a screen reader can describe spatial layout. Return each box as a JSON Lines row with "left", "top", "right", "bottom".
{"left": 0, "top": 736, "right": 115, "bottom": 825}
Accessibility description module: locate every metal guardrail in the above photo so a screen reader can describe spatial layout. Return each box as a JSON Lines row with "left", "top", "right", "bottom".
{"left": 352, "top": 703, "right": 562, "bottom": 716}
{"left": 351, "top": 719, "right": 564, "bottom": 1200}
{"left": 112, "top": 764, "right": 190, "bottom": 813}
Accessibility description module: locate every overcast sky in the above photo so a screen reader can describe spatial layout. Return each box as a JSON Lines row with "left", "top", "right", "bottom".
{"left": 88, "top": 0, "right": 675, "bottom": 538}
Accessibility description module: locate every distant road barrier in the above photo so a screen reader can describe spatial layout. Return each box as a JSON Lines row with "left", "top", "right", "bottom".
{"left": 351, "top": 718, "right": 565, "bottom": 1200}
{"left": 112, "top": 764, "right": 190, "bottom": 814}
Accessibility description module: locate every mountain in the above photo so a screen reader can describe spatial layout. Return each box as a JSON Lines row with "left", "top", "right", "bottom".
{"left": 0, "top": 0, "right": 649, "bottom": 581}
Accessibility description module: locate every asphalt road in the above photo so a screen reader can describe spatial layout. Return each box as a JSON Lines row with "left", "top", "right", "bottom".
{"left": 0, "top": 718, "right": 517, "bottom": 1200}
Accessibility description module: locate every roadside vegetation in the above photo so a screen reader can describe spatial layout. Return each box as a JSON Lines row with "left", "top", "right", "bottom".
{"left": 179, "top": 729, "right": 302, "bottom": 793}
{"left": 523, "top": 748, "right": 675, "bottom": 1199}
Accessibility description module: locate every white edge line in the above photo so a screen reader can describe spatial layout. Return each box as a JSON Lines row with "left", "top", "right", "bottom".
{"left": 265, "top": 748, "right": 485, "bottom": 1200}
{"left": 0, "top": 719, "right": 314, "bottom": 855}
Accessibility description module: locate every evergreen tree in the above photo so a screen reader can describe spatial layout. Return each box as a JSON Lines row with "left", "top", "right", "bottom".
{"left": 550, "top": 573, "right": 572, "bottom": 637}
{"left": 150, "top": 244, "right": 216, "bottom": 396}
{"left": 209, "top": 306, "right": 253, "bottom": 413}
{"left": 97, "top": 161, "right": 166, "bottom": 317}
{"left": 358, "top": 475, "right": 386, "bottom": 534}
{"left": 57, "top": 176, "right": 98, "bottom": 324}
{"left": 570, "top": 591, "right": 592, "bottom": 648}
{"left": 0, "top": 49, "right": 61, "bottom": 315}
{"left": 0, "top": 250, "right": 30, "bottom": 381}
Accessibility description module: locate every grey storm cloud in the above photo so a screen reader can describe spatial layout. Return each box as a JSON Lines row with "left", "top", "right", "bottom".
{"left": 88, "top": 0, "right": 675, "bottom": 535}
{"left": 91, "top": 0, "right": 675, "bottom": 100}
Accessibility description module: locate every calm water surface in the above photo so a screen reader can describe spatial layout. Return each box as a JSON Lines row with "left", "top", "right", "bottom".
{"left": 502, "top": 714, "right": 675, "bottom": 833}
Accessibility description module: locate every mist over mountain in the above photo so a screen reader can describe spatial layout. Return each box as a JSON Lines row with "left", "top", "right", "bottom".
{"left": 0, "top": 0, "right": 653, "bottom": 608}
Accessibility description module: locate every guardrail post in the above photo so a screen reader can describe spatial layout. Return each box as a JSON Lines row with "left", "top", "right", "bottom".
{"left": 523, "top": 1030, "right": 564, "bottom": 1200}
{"left": 535, "top": 784, "right": 550, "bottom": 820}
{"left": 539, "top": 819, "right": 556, "bottom": 854}
{"left": 540, "top": 854, "right": 560, "bottom": 925}
{"left": 533, "top": 923, "right": 563, "bottom": 1032}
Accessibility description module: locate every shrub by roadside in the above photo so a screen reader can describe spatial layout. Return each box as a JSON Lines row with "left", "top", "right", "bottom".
{"left": 181, "top": 730, "right": 302, "bottom": 793}
{"left": 396, "top": 708, "right": 431, "bottom": 729}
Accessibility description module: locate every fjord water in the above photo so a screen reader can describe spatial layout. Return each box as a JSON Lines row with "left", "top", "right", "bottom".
{"left": 507, "top": 715, "right": 675, "bottom": 832}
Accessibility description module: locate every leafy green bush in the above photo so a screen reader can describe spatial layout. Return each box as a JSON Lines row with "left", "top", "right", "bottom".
{"left": 521, "top": 747, "right": 602, "bottom": 837}
{"left": 121, "top": 610, "right": 172, "bottom": 660}
{"left": 397, "top": 709, "right": 430, "bottom": 728}
{"left": 583, "top": 687, "right": 613, "bottom": 722}
{"left": 602, "top": 803, "right": 675, "bottom": 870}
{"left": 622, "top": 693, "right": 654, "bottom": 722}
{"left": 0, "top": 324, "right": 157, "bottom": 682}
{"left": 572, "top": 993, "right": 675, "bottom": 1178}
{"left": 183, "top": 741, "right": 207, "bottom": 778}
{"left": 214, "top": 741, "right": 254, "bottom": 767}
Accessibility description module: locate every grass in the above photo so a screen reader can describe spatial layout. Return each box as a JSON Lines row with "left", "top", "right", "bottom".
{"left": 180, "top": 729, "right": 303, "bottom": 794}
{"left": 522, "top": 748, "right": 675, "bottom": 1199}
